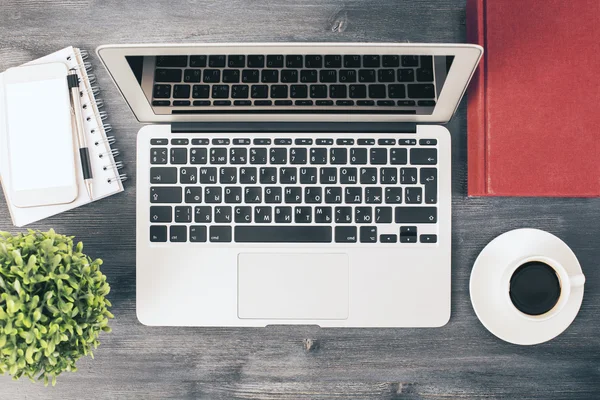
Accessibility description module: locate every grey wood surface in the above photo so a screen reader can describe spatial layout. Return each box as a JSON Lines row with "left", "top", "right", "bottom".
{"left": 1, "top": 0, "right": 599, "bottom": 398}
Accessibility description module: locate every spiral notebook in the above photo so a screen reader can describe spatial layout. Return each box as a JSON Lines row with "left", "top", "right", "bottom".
{"left": 0, "top": 47, "right": 126, "bottom": 227}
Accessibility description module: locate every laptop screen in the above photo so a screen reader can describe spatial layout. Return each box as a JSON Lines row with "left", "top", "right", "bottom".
{"left": 124, "top": 54, "right": 455, "bottom": 116}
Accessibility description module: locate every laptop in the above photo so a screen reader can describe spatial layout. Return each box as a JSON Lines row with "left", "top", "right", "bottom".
{"left": 97, "top": 43, "right": 482, "bottom": 327}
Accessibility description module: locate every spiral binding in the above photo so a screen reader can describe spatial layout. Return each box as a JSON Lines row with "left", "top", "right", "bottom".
{"left": 98, "top": 148, "right": 120, "bottom": 159}
{"left": 107, "top": 174, "right": 128, "bottom": 184}
{"left": 94, "top": 135, "right": 116, "bottom": 146}
{"left": 103, "top": 161, "right": 124, "bottom": 171}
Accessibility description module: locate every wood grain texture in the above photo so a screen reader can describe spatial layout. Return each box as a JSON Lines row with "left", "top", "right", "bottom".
{"left": 0, "top": 0, "right": 599, "bottom": 398}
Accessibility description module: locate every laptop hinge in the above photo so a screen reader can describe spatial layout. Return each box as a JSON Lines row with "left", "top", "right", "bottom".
{"left": 171, "top": 122, "right": 417, "bottom": 134}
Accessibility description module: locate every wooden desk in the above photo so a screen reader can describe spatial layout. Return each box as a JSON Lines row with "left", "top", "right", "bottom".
{"left": 1, "top": 0, "right": 599, "bottom": 398}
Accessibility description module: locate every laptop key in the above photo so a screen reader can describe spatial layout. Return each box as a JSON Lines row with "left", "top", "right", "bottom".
{"left": 350, "top": 148, "right": 368, "bottom": 164}
{"left": 400, "top": 168, "right": 418, "bottom": 184}
{"left": 284, "top": 187, "right": 302, "bottom": 203}
{"left": 150, "top": 187, "right": 182, "bottom": 203}
{"left": 290, "top": 85, "right": 308, "bottom": 98}
{"left": 420, "top": 234, "right": 437, "bottom": 244}
{"left": 247, "top": 55, "right": 265, "bottom": 68}
{"left": 180, "top": 167, "right": 197, "bottom": 184}
{"left": 203, "top": 70, "right": 221, "bottom": 83}
{"left": 255, "top": 206, "right": 272, "bottom": 223}
{"left": 365, "top": 187, "right": 382, "bottom": 204}
{"left": 360, "top": 226, "right": 377, "bottom": 243}
{"left": 214, "top": 206, "right": 232, "bottom": 223}
{"left": 305, "top": 187, "right": 322, "bottom": 203}
{"left": 250, "top": 148, "right": 268, "bottom": 164}
{"left": 300, "top": 167, "right": 318, "bottom": 184}
{"left": 175, "top": 206, "right": 192, "bottom": 223}
{"left": 208, "top": 55, "right": 226, "bottom": 67}
{"left": 380, "top": 234, "right": 397, "bottom": 243}
{"left": 190, "top": 55, "right": 207, "bottom": 67}
{"left": 345, "top": 187, "right": 362, "bottom": 204}
{"left": 210, "top": 148, "right": 227, "bottom": 164}
{"left": 378, "top": 69, "right": 395, "bottom": 82}
{"left": 335, "top": 226, "right": 357, "bottom": 243}
{"left": 222, "top": 69, "right": 240, "bottom": 83}
{"left": 324, "top": 55, "right": 342, "bottom": 68}
{"left": 339, "top": 69, "right": 357, "bottom": 83}
{"left": 261, "top": 70, "right": 278, "bottom": 83}
{"left": 395, "top": 207, "right": 437, "bottom": 223}
{"left": 199, "top": 167, "right": 217, "bottom": 183}
{"left": 320, "top": 70, "right": 337, "bottom": 83}
{"left": 340, "top": 167, "right": 358, "bottom": 184}
{"left": 275, "top": 206, "right": 293, "bottom": 223}
{"left": 192, "top": 85, "right": 210, "bottom": 98}
{"left": 325, "top": 187, "right": 342, "bottom": 204}
{"left": 310, "top": 85, "right": 328, "bottom": 98}
{"left": 264, "top": 187, "right": 282, "bottom": 203}
{"left": 153, "top": 84, "right": 171, "bottom": 98}
{"left": 266, "top": 55, "right": 284, "bottom": 68}
{"left": 294, "top": 206, "right": 312, "bottom": 223}
{"left": 242, "top": 70, "right": 260, "bottom": 83}
{"left": 368, "top": 84, "right": 386, "bottom": 98}
{"left": 156, "top": 56, "right": 187, "bottom": 67}
{"left": 402, "top": 55, "right": 419, "bottom": 67}
{"left": 305, "top": 55, "right": 323, "bottom": 68}
{"left": 385, "top": 188, "right": 403, "bottom": 204}
{"left": 150, "top": 226, "right": 167, "bottom": 242}
{"left": 279, "top": 167, "right": 297, "bottom": 184}
{"left": 245, "top": 187, "right": 262, "bottom": 203}
{"left": 251, "top": 85, "right": 268, "bottom": 98}
{"left": 185, "top": 187, "right": 203, "bottom": 203}
{"left": 260, "top": 167, "right": 277, "bottom": 184}
{"left": 421, "top": 167, "right": 438, "bottom": 204}
{"left": 360, "top": 167, "right": 377, "bottom": 184}
{"left": 205, "top": 187, "right": 223, "bottom": 203}
{"left": 310, "top": 148, "right": 327, "bottom": 164}
{"left": 150, "top": 167, "right": 177, "bottom": 184}
{"left": 189, "top": 226, "right": 207, "bottom": 242}
{"left": 155, "top": 69, "right": 182, "bottom": 83}
{"left": 320, "top": 168, "right": 337, "bottom": 184}
{"left": 363, "top": 55, "right": 380, "bottom": 67}
{"left": 194, "top": 206, "right": 212, "bottom": 223}
{"left": 382, "top": 55, "right": 399, "bottom": 67}
{"left": 169, "top": 226, "right": 187, "bottom": 242}
{"left": 150, "top": 206, "right": 171, "bottom": 223}
{"left": 355, "top": 207, "right": 372, "bottom": 223}
{"left": 281, "top": 70, "right": 299, "bottom": 83}
{"left": 358, "top": 69, "right": 376, "bottom": 83}
{"left": 219, "top": 167, "right": 237, "bottom": 184}
{"left": 335, "top": 207, "right": 352, "bottom": 223}
{"left": 235, "top": 226, "right": 332, "bottom": 243}
{"left": 286, "top": 55, "right": 303, "bottom": 68}
{"left": 375, "top": 206, "right": 393, "bottom": 223}
{"left": 209, "top": 226, "right": 232, "bottom": 242}
{"left": 405, "top": 187, "right": 423, "bottom": 204}
{"left": 300, "top": 70, "right": 318, "bottom": 83}
{"left": 315, "top": 206, "right": 332, "bottom": 223}
{"left": 290, "top": 148, "right": 307, "bottom": 164}
{"left": 370, "top": 148, "right": 387, "bottom": 164}
{"left": 411, "top": 148, "right": 438, "bottom": 165}
{"left": 228, "top": 55, "right": 245, "bottom": 68}
{"left": 212, "top": 85, "right": 229, "bottom": 98}
{"left": 407, "top": 84, "right": 435, "bottom": 99}
{"left": 235, "top": 206, "right": 252, "bottom": 223}
{"left": 397, "top": 69, "right": 415, "bottom": 82}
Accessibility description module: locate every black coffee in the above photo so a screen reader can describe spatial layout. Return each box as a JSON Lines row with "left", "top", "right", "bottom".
{"left": 509, "top": 261, "right": 561, "bottom": 316}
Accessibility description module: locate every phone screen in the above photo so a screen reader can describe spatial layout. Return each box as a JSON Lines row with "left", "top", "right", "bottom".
{"left": 5, "top": 77, "right": 76, "bottom": 191}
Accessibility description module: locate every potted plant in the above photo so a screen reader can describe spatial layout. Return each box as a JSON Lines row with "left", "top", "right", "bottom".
{"left": 0, "top": 229, "right": 112, "bottom": 385}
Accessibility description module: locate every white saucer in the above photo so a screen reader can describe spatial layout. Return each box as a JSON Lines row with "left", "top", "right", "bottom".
{"left": 470, "top": 228, "right": 585, "bottom": 345}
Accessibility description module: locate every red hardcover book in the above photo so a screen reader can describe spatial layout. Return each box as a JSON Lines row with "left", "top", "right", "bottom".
{"left": 466, "top": 0, "right": 600, "bottom": 197}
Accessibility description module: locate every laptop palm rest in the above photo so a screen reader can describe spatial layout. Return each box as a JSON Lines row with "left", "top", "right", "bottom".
{"left": 237, "top": 253, "right": 349, "bottom": 320}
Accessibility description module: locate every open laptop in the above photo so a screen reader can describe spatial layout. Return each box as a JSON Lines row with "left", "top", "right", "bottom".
{"left": 97, "top": 43, "right": 482, "bottom": 327}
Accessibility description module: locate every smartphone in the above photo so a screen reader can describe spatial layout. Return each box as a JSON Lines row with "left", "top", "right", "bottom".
{"left": 3, "top": 63, "right": 78, "bottom": 207}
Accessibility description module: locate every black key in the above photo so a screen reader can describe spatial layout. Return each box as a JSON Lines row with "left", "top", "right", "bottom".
{"left": 300, "top": 70, "right": 318, "bottom": 83}
{"left": 407, "top": 84, "right": 435, "bottom": 99}
{"left": 315, "top": 206, "right": 332, "bottom": 223}
{"left": 335, "top": 226, "right": 357, "bottom": 243}
{"left": 291, "top": 85, "right": 308, "bottom": 98}
{"left": 365, "top": 187, "right": 382, "bottom": 204}
{"left": 358, "top": 139, "right": 375, "bottom": 145}
{"left": 420, "top": 234, "right": 437, "bottom": 244}
{"left": 320, "top": 70, "right": 337, "bottom": 83}
{"left": 410, "top": 148, "right": 437, "bottom": 165}
{"left": 189, "top": 226, "right": 207, "bottom": 242}
{"left": 316, "top": 139, "right": 334, "bottom": 145}
{"left": 266, "top": 55, "right": 284, "bottom": 68}
{"left": 180, "top": 167, "right": 198, "bottom": 184}
{"left": 212, "top": 85, "right": 229, "bottom": 99}
{"left": 192, "top": 139, "right": 210, "bottom": 145}
{"left": 194, "top": 206, "right": 212, "bottom": 223}
{"left": 156, "top": 56, "right": 187, "bottom": 67}
{"left": 378, "top": 69, "right": 395, "bottom": 82}
{"left": 155, "top": 69, "right": 182, "bottom": 83}
{"left": 247, "top": 55, "right": 265, "bottom": 68}
{"left": 279, "top": 167, "right": 297, "bottom": 184}
{"left": 209, "top": 226, "right": 232, "bottom": 242}
{"left": 260, "top": 167, "right": 277, "bottom": 184}
{"left": 228, "top": 148, "right": 246, "bottom": 165}
{"left": 185, "top": 187, "right": 203, "bottom": 203}
{"left": 236, "top": 226, "right": 332, "bottom": 243}
{"left": 335, "top": 207, "right": 352, "bottom": 223}
{"left": 325, "top": 187, "right": 342, "bottom": 204}
{"left": 405, "top": 187, "right": 422, "bottom": 204}
{"left": 235, "top": 206, "right": 252, "bottom": 223}
{"left": 150, "top": 206, "right": 171, "bottom": 223}
{"left": 324, "top": 55, "right": 342, "bottom": 68}
{"left": 345, "top": 187, "right": 362, "bottom": 204}
{"left": 310, "top": 148, "right": 327, "bottom": 164}
{"left": 286, "top": 55, "right": 303, "bottom": 68}
{"left": 339, "top": 167, "right": 358, "bottom": 184}
{"left": 390, "top": 148, "right": 408, "bottom": 165}
{"left": 153, "top": 84, "right": 171, "bottom": 98}
{"left": 360, "top": 226, "right": 377, "bottom": 243}
{"left": 385, "top": 187, "right": 403, "bottom": 204}
{"left": 395, "top": 207, "right": 437, "bottom": 223}
{"left": 284, "top": 187, "right": 302, "bottom": 203}
{"left": 344, "top": 55, "right": 361, "bottom": 68}
{"left": 417, "top": 67, "right": 433, "bottom": 82}
{"left": 244, "top": 187, "right": 262, "bottom": 203}
{"left": 420, "top": 167, "right": 438, "bottom": 204}
{"left": 261, "top": 70, "right": 279, "bottom": 83}
{"left": 150, "top": 167, "right": 177, "bottom": 184}
{"left": 388, "top": 84, "right": 406, "bottom": 99}
{"left": 204, "top": 187, "right": 223, "bottom": 203}
{"left": 170, "top": 148, "right": 187, "bottom": 164}
{"left": 334, "top": 69, "right": 356, "bottom": 84}
{"left": 336, "top": 100, "right": 354, "bottom": 106}
{"left": 330, "top": 148, "right": 347, "bottom": 165}
{"left": 203, "top": 70, "right": 221, "bottom": 83}
{"left": 223, "top": 69, "right": 240, "bottom": 83}
{"left": 329, "top": 85, "right": 347, "bottom": 99}
{"left": 400, "top": 167, "right": 418, "bottom": 184}
{"left": 357, "top": 100, "right": 375, "bottom": 106}
{"left": 253, "top": 139, "right": 271, "bottom": 145}
{"left": 220, "top": 167, "right": 237, "bottom": 184}
{"left": 376, "top": 100, "right": 393, "bottom": 106}
{"left": 270, "top": 148, "right": 287, "bottom": 164}
{"left": 213, "top": 137, "right": 230, "bottom": 144}
{"left": 400, "top": 235, "right": 417, "bottom": 243}
{"left": 264, "top": 187, "right": 282, "bottom": 203}
{"left": 305, "top": 55, "right": 323, "bottom": 68}
{"left": 190, "top": 55, "right": 207, "bottom": 68}
{"left": 350, "top": 148, "right": 368, "bottom": 165}
{"left": 336, "top": 138, "right": 354, "bottom": 145}
{"left": 150, "top": 187, "right": 182, "bottom": 203}
{"left": 402, "top": 55, "right": 419, "bottom": 67}
{"left": 397, "top": 69, "right": 415, "bottom": 82}
{"left": 400, "top": 226, "right": 417, "bottom": 236}
{"left": 210, "top": 148, "right": 227, "bottom": 164}
{"left": 294, "top": 206, "right": 312, "bottom": 223}
{"left": 213, "top": 100, "right": 231, "bottom": 106}
{"left": 174, "top": 206, "right": 192, "bottom": 223}
{"left": 320, "top": 168, "right": 337, "bottom": 184}
{"left": 275, "top": 206, "right": 293, "bottom": 223}
{"left": 380, "top": 168, "right": 398, "bottom": 184}
{"left": 173, "top": 100, "right": 190, "bottom": 106}
{"left": 418, "top": 100, "right": 436, "bottom": 106}
{"left": 228, "top": 55, "right": 245, "bottom": 68}
{"left": 382, "top": 55, "right": 400, "bottom": 67}
{"left": 370, "top": 148, "right": 387, "bottom": 165}
{"left": 254, "top": 100, "right": 272, "bottom": 106}
{"left": 209, "top": 55, "right": 226, "bottom": 67}
{"left": 295, "top": 100, "right": 313, "bottom": 106}
{"left": 419, "top": 139, "right": 438, "bottom": 146}
{"left": 377, "top": 139, "right": 395, "bottom": 145}
{"left": 184, "top": 69, "right": 201, "bottom": 83}
{"left": 270, "top": 85, "right": 288, "bottom": 98}
{"left": 310, "top": 85, "right": 328, "bottom": 98}
{"left": 150, "top": 226, "right": 167, "bottom": 242}
{"left": 281, "top": 69, "right": 299, "bottom": 83}
{"left": 255, "top": 206, "right": 273, "bottom": 223}
{"left": 299, "top": 167, "right": 318, "bottom": 184}
{"left": 251, "top": 85, "right": 268, "bottom": 98}
{"left": 399, "top": 138, "right": 417, "bottom": 145}
{"left": 355, "top": 206, "right": 372, "bottom": 223}
{"left": 199, "top": 167, "right": 218, "bottom": 184}
{"left": 316, "top": 100, "right": 334, "bottom": 106}
{"left": 380, "top": 234, "right": 397, "bottom": 243}
{"left": 360, "top": 167, "right": 378, "bottom": 184}
{"left": 358, "top": 69, "right": 376, "bottom": 83}
{"left": 214, "top": 206, "right": 232, "bottom": 223}
{"left": 192, "top": 85, "right": 210, "bottom": 98}
{"left": 368, "top": 85, "right": 386, "bottom": 98}
{"left": 151, "top": 139, "right": 168, "bottom": 145}
{"left": 296, "top": 139, "right": 313, "bottom": 145}
{"left": 420, "top": 56, "right": 433, "bottom": 69}
{"left": 363, "top": 55, "right": 380, "bottom": 67}
{"left": 152, "top": 100, "right": 170, "bottom": 106}
{"left": 250, "top": 148, "right": 267, "bottom": 164}
{"left": 170, "top": 226, "right": 187, "bottom": 242}
{"left": 238, "top": 167, "right": 257, "bottom": 185}
{"left": 234, "top": 100, "right": 252, "bottom": 106}
{"left": 242, "top": 69, "right": 260, "bottom": 83}
{"left": 305, "top": 187, "right": 322, "bottom": 204}
{"left": 290, "top": 148, "right": 307, "bottom": 164}
{"left": 171, "top": 138, "right": 188, "bottom": 145}
{"left": 375, "top": 206, "right": 393, "bottom": 223}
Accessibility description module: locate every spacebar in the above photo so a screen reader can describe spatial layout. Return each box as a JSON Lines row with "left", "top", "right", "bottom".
{"left": 235, "top": 226, "right": 332, "bottom": 243}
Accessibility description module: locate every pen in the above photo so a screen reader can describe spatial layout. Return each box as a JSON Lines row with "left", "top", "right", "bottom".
{"left": 67, "top": 71, "right": 93, "bottom": 200}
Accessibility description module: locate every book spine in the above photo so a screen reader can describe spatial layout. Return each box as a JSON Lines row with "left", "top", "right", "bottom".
{"left": 466, "top": 0, "right": 488, "bottom": 196}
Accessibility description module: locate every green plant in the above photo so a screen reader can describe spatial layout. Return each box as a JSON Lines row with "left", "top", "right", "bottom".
{"left": 0, "top": 229, "right": 112, "bottom": 385}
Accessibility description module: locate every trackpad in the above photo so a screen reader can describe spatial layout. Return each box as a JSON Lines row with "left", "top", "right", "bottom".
{"left": 238, "top": 253, "right": 349, "bottom": 320}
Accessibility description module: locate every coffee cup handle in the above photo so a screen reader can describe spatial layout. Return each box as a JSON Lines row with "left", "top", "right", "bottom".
{"left": 569, "top": 273, "right": 586, "bottom": 288}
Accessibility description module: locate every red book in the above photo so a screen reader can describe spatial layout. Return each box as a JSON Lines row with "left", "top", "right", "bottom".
{"left": 466, "top": 0, "right": 600, "bottom": 197}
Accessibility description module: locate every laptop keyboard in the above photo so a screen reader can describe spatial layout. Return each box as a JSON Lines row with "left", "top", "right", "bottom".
{"left": 148, "top": 136, "right": 439, "bottom": 244}
{"left": 151, "top": 54, "right": 437, "bottom": 108}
